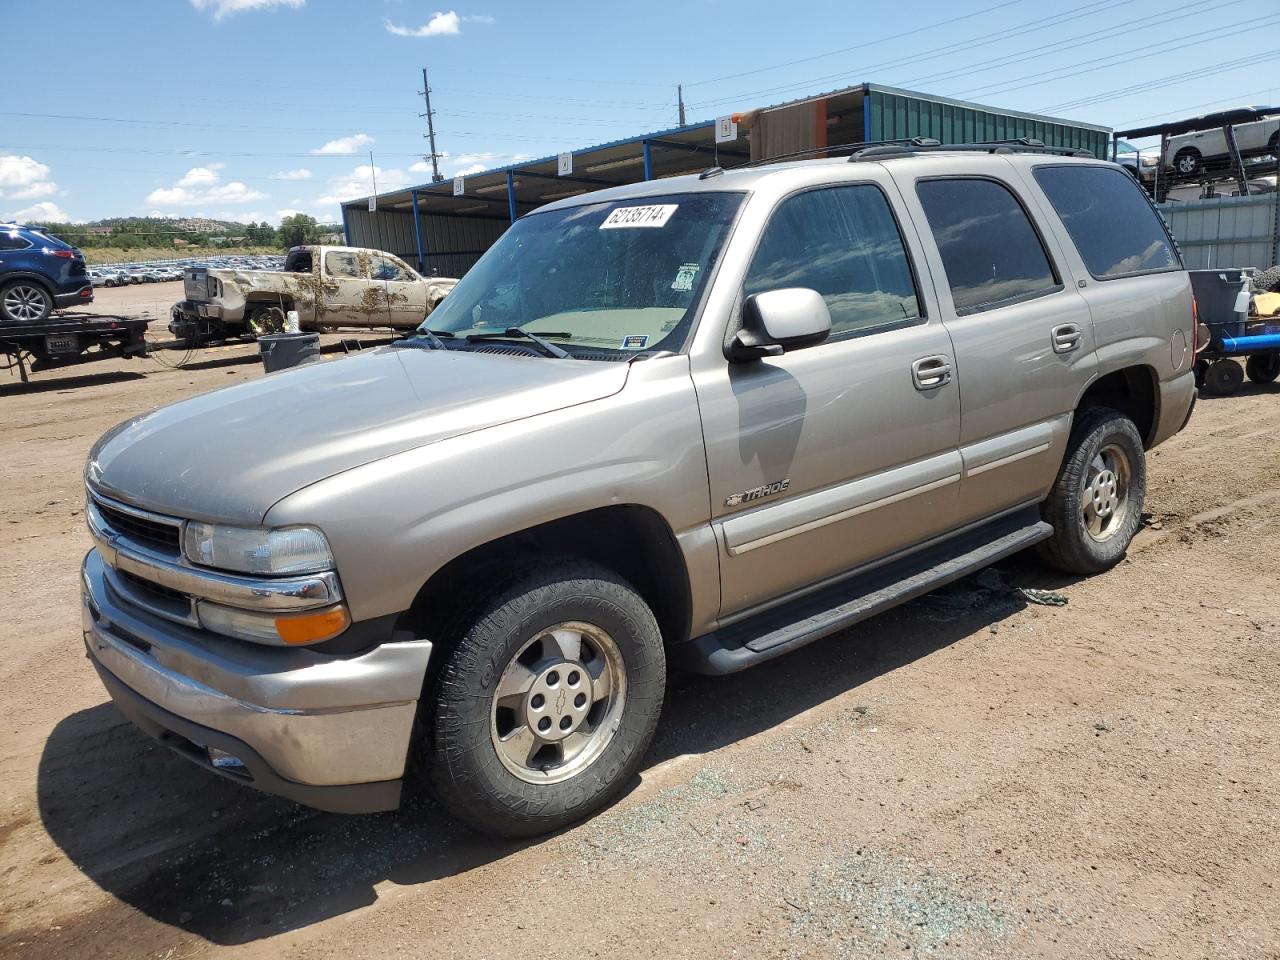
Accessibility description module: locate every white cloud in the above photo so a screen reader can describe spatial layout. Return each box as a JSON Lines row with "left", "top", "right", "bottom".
{"left": 7, "top": 200, "right": 70, "bottom": 223}
{"left": 410, "top": 151, "right": 531, "bottom": 179}
{"left": 385, "top": 10, "right": 460, "bottom": 36}
{"left": 0, "top": 154, "right": 60, "bottom": 201}
{"left": 190, "top": 0, "right": 304, "bottom": 19}
{"left": 273, "top": 168, "right": 313, "bottom": 181}
{"left": 315, "top": 164, "right": 412, "bottom": 206}
{"left": 311, "top": 133, "right": 374, "bottom": 156}
{"left": 176, "top": 164, "right": 225, "bottom": 188}
{"left": 145, "top": 165, "right": 267, "bottom": 207}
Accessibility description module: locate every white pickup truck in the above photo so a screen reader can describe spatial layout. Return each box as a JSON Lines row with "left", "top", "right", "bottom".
{"left": 172, "top": 245, "right": 457, "bottom": 338}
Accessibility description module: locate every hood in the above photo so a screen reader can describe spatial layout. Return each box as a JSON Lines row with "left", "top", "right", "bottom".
{"left": 88, "top": 347, "right": 630, "bottom": 525}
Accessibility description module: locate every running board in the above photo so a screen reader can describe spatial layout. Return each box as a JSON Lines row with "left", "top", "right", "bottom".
{"left": 673, "top": 507, "right": 1052, "bottom": 676}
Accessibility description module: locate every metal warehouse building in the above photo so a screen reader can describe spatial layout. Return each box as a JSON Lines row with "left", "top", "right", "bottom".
{"left": 342, "top": 83, "right": 1111, "bottom": 278}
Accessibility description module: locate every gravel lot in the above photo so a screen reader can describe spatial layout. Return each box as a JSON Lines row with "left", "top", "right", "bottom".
{"left": 1, "top": 292, "right": 1277, "bottom": 959}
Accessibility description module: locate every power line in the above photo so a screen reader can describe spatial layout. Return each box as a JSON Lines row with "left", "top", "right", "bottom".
{"left": 686, "top": 0, "right": 1128, "bottom": 111}
{"left": 1041, "top": 49, "right": 1280, "bottom": 112}
{"left": 684, "top": 0, "right": 1027, "bottom": 89}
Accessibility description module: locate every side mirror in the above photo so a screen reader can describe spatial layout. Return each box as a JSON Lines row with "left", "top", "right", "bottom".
{"left": 728, "top": 288, "right": 831, "bottom": 362}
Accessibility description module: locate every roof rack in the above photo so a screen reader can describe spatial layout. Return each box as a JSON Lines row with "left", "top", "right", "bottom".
{"left": 737, "top": 137, "right": 1095, "bottom": 170}
{"left": 849, "top": 137, "right": 1095, "bottom": 161}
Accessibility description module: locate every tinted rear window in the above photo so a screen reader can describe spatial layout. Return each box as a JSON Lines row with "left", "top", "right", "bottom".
{"left": 1033, "top": 165, "right": 1179, "bottom": 280}
{"left": 916, "top": 178, "right": 1060, "bottom": 315}
{"left": 284, "top": 248, "right": 313, "bottom": 272}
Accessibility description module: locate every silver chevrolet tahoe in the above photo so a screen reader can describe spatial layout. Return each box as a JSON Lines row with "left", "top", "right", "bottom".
{"left": 81, "top": 145, "right": 1198, "bottom": 837}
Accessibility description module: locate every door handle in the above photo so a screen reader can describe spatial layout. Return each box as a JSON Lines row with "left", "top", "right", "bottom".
{"left": 1051, "top": 323, "right": 1083, "bottom": 354}
{"left": 911, "top": 355, "right": 952, "bottom": 390}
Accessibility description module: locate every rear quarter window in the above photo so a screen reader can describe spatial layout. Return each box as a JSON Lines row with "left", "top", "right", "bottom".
{"left": 1033, "top": 165, "right": 1180, "bottom": 280}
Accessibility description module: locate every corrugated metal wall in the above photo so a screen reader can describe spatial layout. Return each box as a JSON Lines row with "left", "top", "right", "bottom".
{"left": 344, "top": 206, "right": 509, "bottom": 277}
{"left": 1158, "top": 194, "right": 1280, "bottom": 270}
{"left": 865, "top": 89, "right": 1110, "bottom": 158}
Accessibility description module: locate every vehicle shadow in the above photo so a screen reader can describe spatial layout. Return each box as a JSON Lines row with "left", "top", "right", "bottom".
{"left": 35, "top": 558, "right": 1053, "bottom": 948}
{"left": 0, "top": 370, "right": 146, "bottom": 396}
{"left": 1196, "top": 379, "right": 1279, "bottom": 401}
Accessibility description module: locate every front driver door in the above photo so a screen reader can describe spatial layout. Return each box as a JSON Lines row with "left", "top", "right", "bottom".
{"left": 692, "top": 181, "right": 963, "bottom": 619}
{"left": 369, "top": 253, "right": 430, "bottom": 328}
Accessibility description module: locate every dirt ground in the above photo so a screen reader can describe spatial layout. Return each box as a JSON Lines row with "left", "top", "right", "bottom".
{"left": 1, "top": 291, "right": 1277, "bottom": 959}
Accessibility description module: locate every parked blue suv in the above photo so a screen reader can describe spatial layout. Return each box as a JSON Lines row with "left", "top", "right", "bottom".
{"left": 0, "top": 223, "right": 92, "bottom": 323}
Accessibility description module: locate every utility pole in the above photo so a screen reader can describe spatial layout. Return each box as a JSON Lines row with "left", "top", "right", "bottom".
{"left": 677, "top": 84, "right": 686, "bottom": 127}
{"left": 419, "top": 66, "right": 444, "bottom": 182}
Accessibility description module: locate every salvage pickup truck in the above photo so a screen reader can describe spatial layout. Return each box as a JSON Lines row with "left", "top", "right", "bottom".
{"left": 171, "top": 245, "right": 457, "bottom": 338}
{"left": 83, "top": 143, "right": 1197, "bottom": 839}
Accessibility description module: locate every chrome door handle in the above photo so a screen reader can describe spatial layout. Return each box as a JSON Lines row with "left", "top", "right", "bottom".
{"left": 911, "top": 355, "right": 952, "bottom": 390}
{"left": 1051, "top": 323, "right": 1083, "bottom": 354}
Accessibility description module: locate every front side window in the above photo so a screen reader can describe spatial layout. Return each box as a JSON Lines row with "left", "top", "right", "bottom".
{"left": 916, "top": 178, "right": 1060, "bottom": 315}
{"left": 325, "top": 250, "right": 364, "bottom": 280}
{"left": 744, "top": 185, "right": 922, "bottom": 337}
{"left": 422, "top": 192, "right": 744, "bottom": 356}
{"left": 370, "top": 254, "right": 415, "bottom": 282}
{"left": 1033, "top": 165, "right": 1179, "bottom": 280}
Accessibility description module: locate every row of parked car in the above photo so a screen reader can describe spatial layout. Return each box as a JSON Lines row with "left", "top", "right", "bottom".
{"left": 88, "top": 254, "right": 286, "bottom": 287}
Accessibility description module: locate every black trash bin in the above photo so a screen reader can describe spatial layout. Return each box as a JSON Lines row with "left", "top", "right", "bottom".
{"left": 258, "top": 332, "right": 321, "bottom": 373}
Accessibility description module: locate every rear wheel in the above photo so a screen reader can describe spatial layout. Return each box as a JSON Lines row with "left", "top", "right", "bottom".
{"left": 1245, "top": 354, "right": 1280, "bottom": 384}
{"left": 246, "top": 304, "right": 287, "bottom": 337}
{"left": 1203, "top": 358, "right": 1244, "bottom": 396}
{"left": 421, "top": 560, "right": 666, "bottom": 838}
{"left": 0, "top": 280, "right": 53, "bottom": 323}
{"left": 1038, "top": 408, "right": 1146, "bottom": 575}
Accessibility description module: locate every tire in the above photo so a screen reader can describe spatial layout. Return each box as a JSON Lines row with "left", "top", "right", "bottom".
{"left": 1203, "top": 358, "right": 1244, "bottom": 396}
{"left": 1268, "top": 132, "right": 1279, "bottom": 160}
{"left": 1194, "top": 357, "right": 1210, "bottom": 389}
{"left": 421, "top": 560, "right": 666, "bottom": 838}
{"left": 1038, "top": 408, "right": 1147, "bottom": 576}
{"left": 1245, "top": 354, "right": 1280, "bottom": 384}
{"left": 246, "top": 304, "right": 287, "bottom": 337}
{"left": 1173, "top": 148, "right": 1202, "bottom": 178}
{"left": 1250, "top": 265, "right": 1280, "bottom": 294}
{"left": 0, "top": 280, "right": 53, "bottom": 323}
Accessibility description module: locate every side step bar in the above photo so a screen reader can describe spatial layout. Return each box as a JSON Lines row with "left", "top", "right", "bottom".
{"left": 673, "top": 507, "right": 1052, "bottom": 676}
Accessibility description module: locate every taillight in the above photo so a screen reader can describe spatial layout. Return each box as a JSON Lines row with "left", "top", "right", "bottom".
{"left": 43, "top": 247, "right": 74, "bottom": 259}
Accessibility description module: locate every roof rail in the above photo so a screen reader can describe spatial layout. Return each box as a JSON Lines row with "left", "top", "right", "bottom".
{"left": 850, "top": 137, "right": 1095, "bottom": 161}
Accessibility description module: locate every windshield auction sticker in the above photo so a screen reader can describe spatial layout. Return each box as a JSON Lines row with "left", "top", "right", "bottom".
{"left": 600, "top": 204, "right": 678, "bottom": 229}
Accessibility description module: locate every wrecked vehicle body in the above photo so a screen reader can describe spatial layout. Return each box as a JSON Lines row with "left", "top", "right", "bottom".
{"left": 171, "top": 245, "right": 457, "bottom": 338}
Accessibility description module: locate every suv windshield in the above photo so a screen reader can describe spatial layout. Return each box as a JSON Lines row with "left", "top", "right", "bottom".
{"left": 421, "top": 192, "right": 744, "bottom": 356}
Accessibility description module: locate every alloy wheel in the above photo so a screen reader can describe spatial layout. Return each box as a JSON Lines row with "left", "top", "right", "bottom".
{"left": 3, "top": 284, "right": 51, "bottom": 322}
{"left": 1081, "top": 443, "right": 1131, "bottom": 541}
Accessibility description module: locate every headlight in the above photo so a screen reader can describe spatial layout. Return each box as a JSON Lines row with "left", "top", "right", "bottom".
{"left": 1141, "top": 156, "right": 1158, "bottom": 167}
{"left": 182, "top": 523, "right": 334, "bottom": 575}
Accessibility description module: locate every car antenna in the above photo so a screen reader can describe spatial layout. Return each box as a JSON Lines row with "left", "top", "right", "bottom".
{"left": 369, "top": 151, "right": 396, "bottom": 335}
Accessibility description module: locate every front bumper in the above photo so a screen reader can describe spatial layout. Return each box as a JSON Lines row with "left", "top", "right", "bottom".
{"left": 81, "top": 549, "right": 432, "bottom": 813}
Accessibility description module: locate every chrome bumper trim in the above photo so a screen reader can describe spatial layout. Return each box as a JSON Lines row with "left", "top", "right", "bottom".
{"left": 87, "top": 498, "right": 340, "bottom": 613}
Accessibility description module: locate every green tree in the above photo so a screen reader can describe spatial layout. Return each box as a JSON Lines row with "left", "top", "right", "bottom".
{"left": 278, "top": 213, "right": 323, "bottom": 248}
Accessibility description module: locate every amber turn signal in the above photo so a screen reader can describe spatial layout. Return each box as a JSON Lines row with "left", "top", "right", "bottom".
{"left": 274, "top": 605, "right": 351, "bottom": 645}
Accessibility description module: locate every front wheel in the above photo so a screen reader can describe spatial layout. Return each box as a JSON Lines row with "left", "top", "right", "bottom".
{"left": 422, "top": 560, "right": 666, "bottom": 838}
{"left": 1038, "top": 408, "right": 1146, "bottom": 575}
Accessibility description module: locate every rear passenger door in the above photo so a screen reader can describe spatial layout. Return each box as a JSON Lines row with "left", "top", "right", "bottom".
{"left": 694, "top": 182, "right": 962, "bottom": 618}
{"left": 891, "top": 170, "right": 1096, "bottom": 527}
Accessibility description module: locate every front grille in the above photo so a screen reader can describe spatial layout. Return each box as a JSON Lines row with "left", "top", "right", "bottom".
{"left": 94, "top": 498, "right": 181, "bottom": 553}
{"left": 118, "top": 568, "right": 189, "bottom": 605}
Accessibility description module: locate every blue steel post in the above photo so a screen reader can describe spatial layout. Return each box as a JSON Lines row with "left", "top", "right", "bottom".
{"left": 506, "top": 170, "right": 517, "bottom": 223}
{"left": 341, "top": 204, "right": 351, "bottom": 245}
{"left": 410, "top": 190, "right": 426, "bottom": 273}
{"left": 642, "top": 140, "right": 653, "bottom": 181}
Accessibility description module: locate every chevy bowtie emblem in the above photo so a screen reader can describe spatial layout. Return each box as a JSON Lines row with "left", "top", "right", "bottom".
{"left": 555, "top": 688, "right": 567, "bottom": 714}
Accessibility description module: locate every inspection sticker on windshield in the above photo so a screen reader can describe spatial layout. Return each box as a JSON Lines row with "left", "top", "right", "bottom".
{"left": 600, "top": 204, "right": 678, "bottom": 229}
{"left": 671, "top": 262, "right": 700, "bottom": 292}
{"left": 622, "top": 334, "right": 649, "bottom": 350}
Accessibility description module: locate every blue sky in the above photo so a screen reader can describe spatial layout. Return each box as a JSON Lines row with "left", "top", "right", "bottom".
{"left": 2, "top": 0, "right": 1277, "bottom": 225}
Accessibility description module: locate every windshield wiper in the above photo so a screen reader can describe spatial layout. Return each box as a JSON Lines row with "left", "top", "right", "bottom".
{"left": 394, "top": 328, "right": 452, "bottom": 350}
{"left": 466, "top": 327, "right": 571, "bottom": 359}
